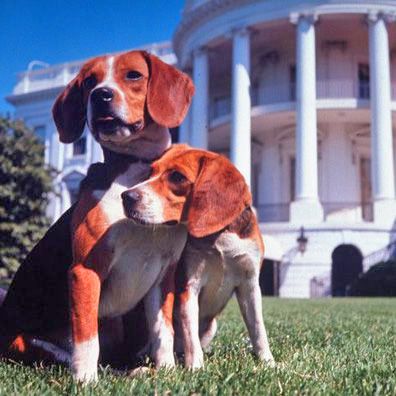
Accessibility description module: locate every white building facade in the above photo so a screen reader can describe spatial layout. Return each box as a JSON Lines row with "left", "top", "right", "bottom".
{"left": 174, "top": 0, "right": 396, "bottom": 297}
{"left": 6, "top": 1, "right": 396, "bottom": 297}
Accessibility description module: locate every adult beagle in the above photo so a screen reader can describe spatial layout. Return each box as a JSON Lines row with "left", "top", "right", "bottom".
{"left": 0, "top": 50, "right": 194, "bottom": 383}
{"left": 122, "top": 144, "right": 275, "bottom": 370}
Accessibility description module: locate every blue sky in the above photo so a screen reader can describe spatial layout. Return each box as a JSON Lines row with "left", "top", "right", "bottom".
{"left": 0, "top": 0, "right": 185, "bottom": 114}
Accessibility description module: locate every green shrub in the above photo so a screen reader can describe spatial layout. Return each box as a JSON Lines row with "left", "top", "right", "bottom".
{"left": 349, "top": 259, "right": 396, "bottom": 296}
{"left": 0, "top": 117, "right": 54, "bottom": 286}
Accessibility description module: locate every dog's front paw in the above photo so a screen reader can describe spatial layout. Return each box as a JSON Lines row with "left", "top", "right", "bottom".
{"left": 72, "top": 365, "right": 98, "bottom": 384}
{"left": 71, "top": 338, "right": 99, "bottom": 384}
{"left": 150, "top": 336, "right": 176, "bottom": 368}
{"left": 156, "top": 352, "right": 176, "bottom": 368}
{"left": 185, "top": 349, "right": 204, "bottom": 370}
{"left": 258, "top": 351, "right": 276, "bottom": 368}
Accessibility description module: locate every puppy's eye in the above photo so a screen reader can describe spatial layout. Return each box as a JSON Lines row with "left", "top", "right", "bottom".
{"left": 82, "top": 75, "right": 97, "bottom": 90}
{"left": 168, "top": 171, "right": 187, "bottom": 184}
{"left": 126, "top": 71, "right": 143, "bottom": 81}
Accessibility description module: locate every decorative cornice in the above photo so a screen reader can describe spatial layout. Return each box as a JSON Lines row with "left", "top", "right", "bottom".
{"left": 289, "top": 12, "right": 319, "bottom": 25}
{"left": 223, "top": 25, "right": 257, "bottom": 41}
{"left": 367, "top": 10, "right": 396, "bottom": 24}
{"left": 173, "top": 0, "right": 258, "bottom": 56}
{"left": 192, "top": 45, "right": 209, "bottom": 57}
{"left": 231, "top": 26, "right": 252, "bottom": 37}
{"left": 173, "top": 1, "right": 396, "bottom": 61}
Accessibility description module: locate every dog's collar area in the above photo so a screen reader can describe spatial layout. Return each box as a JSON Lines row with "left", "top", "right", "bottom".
{"left": 103, "top": 148, "right": 153, "bottom": 165}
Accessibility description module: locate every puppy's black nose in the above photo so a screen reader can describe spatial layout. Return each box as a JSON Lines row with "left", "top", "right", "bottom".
{"left": 121, "top": 190, "right": 141, "bottom": 212}
{"left": 91, "top": 87, "right": 114, "bottom": 103}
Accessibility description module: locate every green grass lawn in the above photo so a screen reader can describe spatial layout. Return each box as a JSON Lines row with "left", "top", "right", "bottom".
{"left": 0, "top": 298, "right": 395, "bottom": 395}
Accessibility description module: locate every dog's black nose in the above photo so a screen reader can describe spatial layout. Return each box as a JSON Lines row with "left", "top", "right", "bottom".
{"left": 91, "top": 87, "right": 114, "bottom": 103}
{"left": 121, "top": 190, "right": 141, "bottom": 212}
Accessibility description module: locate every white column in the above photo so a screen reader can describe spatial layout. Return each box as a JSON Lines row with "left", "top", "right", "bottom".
{"left": 290, "top": 14, "right": 323, "bottom": 223}
{"left": 178, "top": 67, "right": 192, "bottom": 144}
{"left": 44, "top": 122, "right": 51, "bottom": 165}
{"left": 50, "top": 127, "right": 65, "bottom": 171}
{"left": 85, "top": 132, "right": 93, "bottom": 165}
{"left": 91, "top": 139, "right": 104, "bottom": 163}
{"left": 230, "top": 28, "right": 251, "bottom": 188}
{"left": 368, "top": 12, "right": 396, "bottom": 225}
{"left": 191, "top": 47, "right": 209, "bottom": 149}
{"left": 178, "top": 108, "right": 191, "bottom": 143}
{"left": 48, "top": 123, "right": 67, "bottom": 222}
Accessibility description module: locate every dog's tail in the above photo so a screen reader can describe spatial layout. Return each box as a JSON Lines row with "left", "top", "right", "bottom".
{"left": 0, "top": 333, "right": 71, "bottom": 366}
{"left": 0, "top": 287, "right": 70, "bottom": 365}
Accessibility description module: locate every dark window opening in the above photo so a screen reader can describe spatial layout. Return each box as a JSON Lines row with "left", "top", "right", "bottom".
{"left": 290, "top": 157, "right": 296, "bottom": 202}
{"left": 289, "top": 65, "right": 296, "bottom": 101}
{"left": 358, "top": 63, "right": 370, "bottom": 99}
{"left": 360, "top": 157, "right": 373, "bottom": 221}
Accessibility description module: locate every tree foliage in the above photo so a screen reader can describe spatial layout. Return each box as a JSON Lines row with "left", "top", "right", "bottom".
{"left": 0, "top": 117, "right": 54, "bottom": 285}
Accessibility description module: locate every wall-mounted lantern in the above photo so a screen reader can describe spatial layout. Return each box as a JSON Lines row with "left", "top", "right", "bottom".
{"left": 297, "top": 226, "right": 308, "bottom": 254}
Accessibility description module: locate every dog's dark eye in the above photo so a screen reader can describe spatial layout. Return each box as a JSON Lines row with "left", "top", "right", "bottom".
{"left": 126, "top": 71, "right": 143, "bottom": 81}
{"left": 168, "top": 171, "right": 187, "bottom": 184}
{"left": 82, "top": 75, "right": 97, "bottom": 90}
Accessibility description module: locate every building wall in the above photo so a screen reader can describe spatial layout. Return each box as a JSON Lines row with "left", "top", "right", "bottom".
{"left": 175, "top": 0, "right": 396, "bottom": 297}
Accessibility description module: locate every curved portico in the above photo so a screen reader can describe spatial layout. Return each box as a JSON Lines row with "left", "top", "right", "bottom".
{"left": 174, "top": 0, "right": 396, "bottom": 227}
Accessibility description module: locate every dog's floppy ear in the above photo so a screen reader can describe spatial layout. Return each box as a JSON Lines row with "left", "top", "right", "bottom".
{"left": 52, "top": 75, "right": 86, "bottom": 143}
{"left": 187, "top": 155, "right": 252, "bottom": 238}
{"left": 145, "top": 52, "right": 195, "bottom": 128}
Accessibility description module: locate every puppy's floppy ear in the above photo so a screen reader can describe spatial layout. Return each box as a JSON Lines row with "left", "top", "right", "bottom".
{"left": 144, "top": 52, "right": 195, "bottom": 128}
{"left": 52, "top": 75, "right": 86, "bottom": 143}
{"left": 187, "top": 155, "right": 252, "bottom": 238}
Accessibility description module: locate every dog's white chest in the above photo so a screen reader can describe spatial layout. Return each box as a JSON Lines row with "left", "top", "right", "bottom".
{"left": 99, "top": 222, "right": 187, "bottom": 318}
{"left": 92, "top": 162, "right": 150, "bottom": 224}
{"left": 84, "top": 161, "right": 187, "bottom": 318}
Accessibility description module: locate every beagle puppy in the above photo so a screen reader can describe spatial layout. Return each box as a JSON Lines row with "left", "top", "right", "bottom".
{"left": 0, "top": 50, "right": 194, "bottom": 383}
{"left": 122, "top": 144, "right": 275, "bottom": 370}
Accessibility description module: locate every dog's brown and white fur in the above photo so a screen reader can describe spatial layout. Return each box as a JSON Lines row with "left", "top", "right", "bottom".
{"left": 0, "top": 50, "right": 194, "bottom": 383}
{"left": 122, "top": 145, "right": 275, "bottom": 370}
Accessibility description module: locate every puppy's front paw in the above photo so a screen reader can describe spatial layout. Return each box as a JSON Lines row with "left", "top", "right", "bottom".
{"left": 258, "top": 351, "right": 276, "bottom": 368}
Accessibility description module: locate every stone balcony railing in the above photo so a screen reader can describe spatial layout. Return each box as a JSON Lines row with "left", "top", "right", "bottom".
{"left": 210, "top": 79, "right": 396, "bottom": 121}
{"left": 256, "top": 201, "right": 373, "bottom": 223}
{"left": 12, "top": 41, "right": 175, "bottom": 95}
